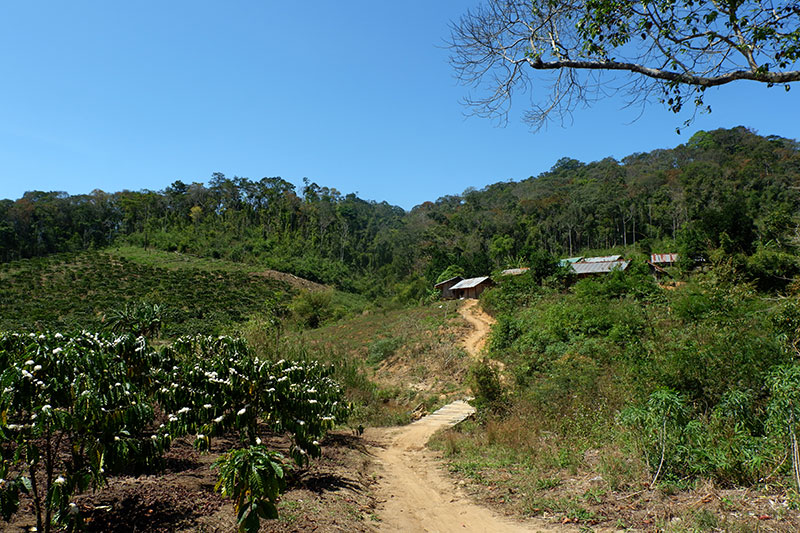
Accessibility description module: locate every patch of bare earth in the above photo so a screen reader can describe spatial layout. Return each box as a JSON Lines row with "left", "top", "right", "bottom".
{"left": 250, "top": 269, "right": 328, "bottom": 292}
{"left": 367, "top": 402, "right": 576, "bottom": 533}
{"left": 443, "top": 460, "right": 800, "bottom": 532}
{"left": 363, "top": 300, "right": 585, "bottom": 532}
{"left": 457, "top": 299, "right": 494, "bottom": 357}
{"left": 7, "top": 433, "right": 378, "bottom": 533}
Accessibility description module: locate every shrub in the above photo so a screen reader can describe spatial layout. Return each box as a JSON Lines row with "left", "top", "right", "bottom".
{"left": 291, "top": 290, "right": 333, "bottom": 329}
{"left": 105, "top": 301, "right": 165, "bottom": 339}
{"left": 488, "top": 315, "right": 522, "bottom": 353}
{"left": 747, "top": 246, "right": 799, "bottom": 292}
{"left": 470, "top": 359, "right": 505, "bottom": 412}
{"left": 367, "top": 337, "right": 402, "bottom": 365}
{"left": 213, "top": 446, "right": 286, "bottom": 533}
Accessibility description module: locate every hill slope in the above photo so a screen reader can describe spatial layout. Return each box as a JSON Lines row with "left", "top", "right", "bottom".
{"left": 0, "top": 249, "right": 294, "bottom": 336}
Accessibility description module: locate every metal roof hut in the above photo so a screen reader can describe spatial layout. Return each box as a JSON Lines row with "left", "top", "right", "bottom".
{"left": 500, "top": 267, "right": 529, "bottom": 276}
{"left": 651, "top": 253, "right": 679, "bottom": 266}
{"left": 582, "top": 255, "right": 622, "bottom": 263}
{"left": 571, "top": 259, "right": 630, "bottom": 279}
{"left": 558, "top": 257, "right": 584, "bottom": 267}
{"left": 434, "top": 276, "right": 463, "bottom": 300}
{"left": 450, "top": 276, "right": 494, "bottom": 299}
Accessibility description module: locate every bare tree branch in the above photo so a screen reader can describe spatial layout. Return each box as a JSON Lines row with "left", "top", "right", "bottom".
{"left": 449, "top": 0, "right": 800, "bottom": 129}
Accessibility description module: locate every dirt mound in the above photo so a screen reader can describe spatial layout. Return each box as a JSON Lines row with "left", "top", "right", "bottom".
{"left": 251, "top": 269, "right": 329, "bottom": 291}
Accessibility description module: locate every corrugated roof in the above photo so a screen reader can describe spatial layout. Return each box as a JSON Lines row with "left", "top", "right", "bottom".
{"left": 500, "top": 267, "right": 529, "bottom": 276}
{"left": 558, "top": 257, "right": 584, "bottom": 266}
{"left": 571, "top": 260, "right": 630, "bottom": 275}
{"left": 434, "top": 276, "right": 463, "bottom": 288}
{"left": 651, "top": 253, "right": 679, "bottom": 264}
{"left": 450, "top": 276, "right": 492, "bottom": 290}
{"left": 582, "top": 255, "right": 622, "bottom": 263}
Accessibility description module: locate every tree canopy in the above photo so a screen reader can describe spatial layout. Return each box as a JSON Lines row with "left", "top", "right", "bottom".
{"left": 1, "top": 128, "right": 798, "bottom": 297}
{"left": 449, "top": 0, "right": 800, "bottom": 129}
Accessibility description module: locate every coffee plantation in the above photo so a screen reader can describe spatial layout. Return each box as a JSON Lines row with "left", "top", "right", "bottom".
{"left": 0, "top": 331, "right": 349, "bottom": 533}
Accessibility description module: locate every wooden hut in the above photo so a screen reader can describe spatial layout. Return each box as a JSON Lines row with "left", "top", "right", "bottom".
{"left": 450, "top": 276, "right": 494, "bottom": 299}
{"left": 434, "top": 276, "right": 463, "bottom": 300}
{"left": 571, "top": 259, "right": 630, "bottom": 279}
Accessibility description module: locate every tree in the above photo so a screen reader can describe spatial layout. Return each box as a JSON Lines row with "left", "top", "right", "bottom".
{"left": 449, "top": 0, "right": 800, "bottom": 129}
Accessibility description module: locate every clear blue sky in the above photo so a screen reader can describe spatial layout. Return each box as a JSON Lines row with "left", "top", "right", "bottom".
{"left": 1, "top": 1, "right": 798, "bottom": 210}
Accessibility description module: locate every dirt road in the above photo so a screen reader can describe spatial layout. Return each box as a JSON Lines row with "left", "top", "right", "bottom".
{"left": 369, "top": 300, "right": 570, "bottom": 532}
{"left": 369, "top": 401, "right": 564, "bottom": 533}
{"left": 458, "top": 299, "right": 494, "bottom": 357}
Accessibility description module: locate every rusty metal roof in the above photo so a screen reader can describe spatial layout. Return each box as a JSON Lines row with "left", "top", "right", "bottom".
{"left": 651, "top": 253, "right": 679, "bottom": 264}
{"left": 450, "top": 276, "right": 492, "bottom": 290}
{"left": 571, "top": 260, "right": 630, "bottom": 275}
{"left": 582, "top": 255, "right": 622, "bottom": 263}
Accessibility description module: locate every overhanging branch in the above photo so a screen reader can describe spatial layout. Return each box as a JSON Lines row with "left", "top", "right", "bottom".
{"left": 522, "top": 57, "right": 800, "bottom": 86}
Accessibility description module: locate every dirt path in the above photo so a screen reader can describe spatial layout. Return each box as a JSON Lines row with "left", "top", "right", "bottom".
{"left": 369, "top": 402, "right": 566, "bottom": 533}
{"left": 368, "top": 300, "right": 571, "bottom": 532}
{"left": 458, "top": 299, "right": 495, "bottom": 357}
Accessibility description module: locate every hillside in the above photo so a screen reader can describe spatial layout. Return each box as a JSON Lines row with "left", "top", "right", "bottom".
{"left": 0, "top": 249, "right": 297, "bottom": 336}
{"left": 1, "top": 127, "right": 798, "bottom": 299}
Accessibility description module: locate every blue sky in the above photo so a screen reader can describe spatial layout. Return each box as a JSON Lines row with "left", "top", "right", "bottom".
{"left": 1, "top": 1, "right": 798, "bottom": 210}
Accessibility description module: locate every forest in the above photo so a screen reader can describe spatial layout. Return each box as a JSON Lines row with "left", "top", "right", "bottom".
{"left": 2, "top": 126, "right": 798, "bottom": 299}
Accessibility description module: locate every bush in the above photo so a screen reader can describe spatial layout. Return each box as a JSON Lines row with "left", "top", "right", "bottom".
{"left": 106, "top": 301, "right": 165, "bottom": 339}
{"left": 291, "top": 290, "right": 333, "bottom": 328}
{"left": 367, "top": 337, "right": 402, "bottom": 365}
{"left": 573, "top": 260, "right": 659, "bottom": 301}
{"left": 488, "top": 315, "right": 522, "bottom": 353}
{"left": 470, "top": 359, "right": 505, "bottom": 412}
{"left": 747, "top": 246, "right": 799, "bottom": 292}
{"left": 213, "top": 446, "right": 286, "bottom": 533}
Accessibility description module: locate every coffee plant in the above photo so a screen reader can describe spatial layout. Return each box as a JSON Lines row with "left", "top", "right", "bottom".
{"left": 213, "top": 446, "right": 285, "bottom": 533}
{"left": 0, "top": 330, "right": 350, "bottom": 532}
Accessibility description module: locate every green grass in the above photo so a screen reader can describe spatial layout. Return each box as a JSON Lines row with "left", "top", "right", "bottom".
{"left": 110, "top": 245, "right": 267, "bottom": 273}
{"left": 0, "top": 250, "right": 292, "bottom": 337}
{"left": 288, "top": 301, "right": 470, "bottom": 426}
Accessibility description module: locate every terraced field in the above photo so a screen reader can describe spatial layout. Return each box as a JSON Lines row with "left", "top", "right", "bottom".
{"left": 0, "top": 250, "right": 291, "bottom": 337}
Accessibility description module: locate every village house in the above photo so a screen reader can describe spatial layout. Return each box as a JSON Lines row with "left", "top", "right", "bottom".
{"left": 651, "top": 253, "right": 679, "bottom": 266}
{"left": 570, "top": 257, "right": 630, "bottom": 279}
{"left": 558, "top": 257, "right": 584, "bottom": 267}
{"left": 433, "top": 276, "right": 463, "bottom": 300}
{"left": 500, "top": 267, "right": 529, "bottom": 276}
{"left": 449, "top": 276, "right": 494, "bottom": 299}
